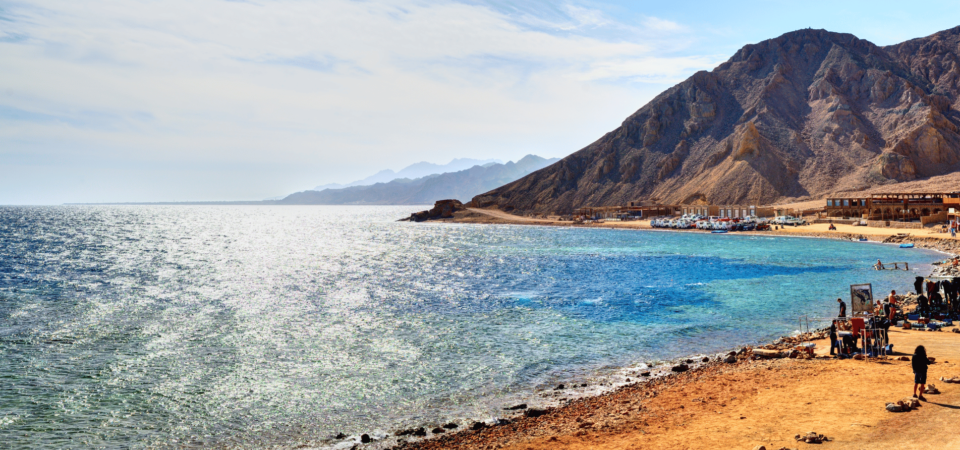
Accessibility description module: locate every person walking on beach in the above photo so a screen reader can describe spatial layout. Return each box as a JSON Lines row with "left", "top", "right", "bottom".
{"left": 913, "top": 345, "right": 931, "bottom": 401}
{"left": 837, "top": 298, "right": 847, "bottom": 318}
{"left": 829, "top": 320, "right": 839, "bottom": 356}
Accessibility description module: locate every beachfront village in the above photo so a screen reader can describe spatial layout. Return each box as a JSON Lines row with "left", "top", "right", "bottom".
{"left": 572, "top": 191, "right": 960, "bottom": 233}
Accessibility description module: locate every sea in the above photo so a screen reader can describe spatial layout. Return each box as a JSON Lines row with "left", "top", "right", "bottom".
{"left": 0, "top": 205, "right": 942, "bottom": 449}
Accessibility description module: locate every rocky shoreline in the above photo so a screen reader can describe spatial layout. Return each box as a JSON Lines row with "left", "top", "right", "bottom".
{"left": 320, "top": 328, "right": 835, "bottom": 450}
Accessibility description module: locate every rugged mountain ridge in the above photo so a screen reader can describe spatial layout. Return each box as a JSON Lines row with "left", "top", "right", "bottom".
{"left": 280, "top": 155, "right": 558, "bottom": 205}
{"left": 473, "top": 26, "right": 960, "bottom": 214}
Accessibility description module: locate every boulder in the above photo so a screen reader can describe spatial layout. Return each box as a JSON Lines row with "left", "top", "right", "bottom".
{"left": 671, "top": 364, "right": 689, "bottom": 372}
{"left": 754, "top": 349, "right": 782, "bottom": 359}
{"left": 361, "top": 434, "right": 371, "bottom": 443}
{"left": 524, "top": 408, "right": 549, "bottom": 418}
{"left": 724, "top": 355, "right": 738, "bottom": 363}
{"left": 431, "top": 427, "right": 445, "bottom": 434}
{"left": 403, "top": 200, "right": 466, "bottom": 222}
{"left": 443, "top": 423, "right": 458, "bottom": 429}
{"left": 504, "top": 404, "right": 527, "bottom": 410}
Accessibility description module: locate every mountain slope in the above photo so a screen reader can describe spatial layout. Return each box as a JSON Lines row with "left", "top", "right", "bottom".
{"left": 472, "top": 26, "right": 960, "bottom": 214}
{"left": 282, "top": 155, "right": 557, "bottom": 205}
{"left": 313, "top": 158, "right": 501, "bottom": 191}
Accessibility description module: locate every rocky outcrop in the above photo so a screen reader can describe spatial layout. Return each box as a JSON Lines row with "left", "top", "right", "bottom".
{"left": 402, "top": 200, "right": 466, "bottom": 222}
{"left": 472, "top": 27, "right": 960, "bottom": 214}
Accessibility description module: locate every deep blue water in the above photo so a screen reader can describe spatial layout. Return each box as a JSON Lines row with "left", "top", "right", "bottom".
{"left": 0, "top": 206, "right": 941, "bottom": 449}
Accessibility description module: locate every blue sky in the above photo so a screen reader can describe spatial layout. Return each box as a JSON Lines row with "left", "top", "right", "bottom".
{"left": 2, "top": 0, "right": 959, "bottom": 204}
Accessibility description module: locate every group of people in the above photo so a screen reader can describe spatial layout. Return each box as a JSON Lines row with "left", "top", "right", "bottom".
{"left": 913, "top": 275, "right": 960, "bottom": 316}
{"left": 831, "top": 292, "right": 933, "bottom": 402}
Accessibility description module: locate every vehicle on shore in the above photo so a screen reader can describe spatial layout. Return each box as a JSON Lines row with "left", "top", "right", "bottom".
{"left": 773, "top": 215, "right": 807, "bottom": 226}
{"left": 650, "top": 215, "right": 771, "bottom": 232}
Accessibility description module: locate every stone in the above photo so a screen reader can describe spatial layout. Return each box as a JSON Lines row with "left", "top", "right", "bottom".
{"left": 524, "top": 408, "right": 548, "bottom": 418}
{"left": 886, "top": 402, "right": 904, "bottom": 412}
{"left": 413, "top": 427, "right": 427, "bottom": 437}
{"left": 360, "top": 434, "right": 371, "bottom": 443}
{"left": 470, "top": 422, "right": 485, "bottom": 431}
{"left": 335, "top": 432, "right": 347, "bottom": 440}
{"left": 504, "top": 404, "right": 527, "bottom": 410}
{"left": 431, "top": 427, "right": 445, "bottom": 434}
{"left": 753, "top": 446, "right": 766, "bottom": 450}
{"left": 702, "top": 357, "right": 710, "bottom": 362}
{"left": 443, "top": 423, "right": 458, "bottom": 429}
{"left": 671, "top": 364, "right": 689, "bottom": 372}
{"left": 640, "top": 372, "right": 651, "bottom": 377}
{"left": 685, "top": 359, "right": 694, "bottom": 364}
{"left": 555, "top": 384, "right": 565, "bottom": 390}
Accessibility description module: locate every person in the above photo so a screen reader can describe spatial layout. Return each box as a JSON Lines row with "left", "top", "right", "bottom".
{"left": 918, "top": 293, "right": 929, "bottom": 316}
{"left": 888, "top": 290, "right": 897, "bottom": 306}
{"left": 915, "top": 276, "right": 925, "bottom": 295}
{"left": 828, "top": 222, "right": 836, "bottom": 230}
{"left": 913, "top": 345, "right": 931, "bottom": 401}
{"left": 838, "top": 298, "right": 847, "bottom": 318}
{"left": 874, "top": 259, "right": 884, "bottom": 270}
{"left": 829, "top": 320, "right": 839, "bottom": 356}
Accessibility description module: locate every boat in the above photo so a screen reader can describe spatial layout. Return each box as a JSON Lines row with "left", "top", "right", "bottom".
{"left": 858, "top": 238, "right": 868, "bottom": 242}
{"left": 712, "top": 230, "right": 728, "bottom": 234}
{"left": 900, "top": 243, "right": 915, "bottom": 248}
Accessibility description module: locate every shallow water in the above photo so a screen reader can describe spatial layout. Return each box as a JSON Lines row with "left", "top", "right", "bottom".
{"left": 0, "top": 206, "right": 940, "bottom": 449}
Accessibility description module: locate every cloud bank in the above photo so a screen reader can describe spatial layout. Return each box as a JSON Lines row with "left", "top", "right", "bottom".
{"left": 0, "top": 0, "right": 724, "bottom": 203}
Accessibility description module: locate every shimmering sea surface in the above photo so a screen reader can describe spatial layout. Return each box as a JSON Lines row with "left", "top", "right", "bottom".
{"left": 0, "top": 206, "right": 941, "bottom": 449}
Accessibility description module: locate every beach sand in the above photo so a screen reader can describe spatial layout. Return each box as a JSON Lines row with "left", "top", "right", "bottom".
{"left": 400, "top": 329, "right": 960, "bottom": 450}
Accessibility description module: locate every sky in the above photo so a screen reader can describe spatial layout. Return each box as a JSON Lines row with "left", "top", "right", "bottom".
{"left": 2, "top": 1, "right": 960, "bottom": 204}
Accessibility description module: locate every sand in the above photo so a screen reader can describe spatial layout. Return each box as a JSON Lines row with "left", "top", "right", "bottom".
{"left": 399, "top": 329, "right": 960, "bottom": 450}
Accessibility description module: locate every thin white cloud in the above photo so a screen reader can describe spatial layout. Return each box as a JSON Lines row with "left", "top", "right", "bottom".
{"left": 0, "top": 0, "right": 721, "bottom": 202}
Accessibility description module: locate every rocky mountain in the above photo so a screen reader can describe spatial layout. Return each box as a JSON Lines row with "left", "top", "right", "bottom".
{"left": 313, "top": 158, "right": 501, "bottom": 191}
{"left": 472, "top": 26, "right": 960, "bottom": 214}
{"left": 280, "top": 155, "right": 558, "bottom": 205}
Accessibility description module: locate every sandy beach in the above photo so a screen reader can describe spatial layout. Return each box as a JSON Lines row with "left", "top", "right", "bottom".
{"left": 385, "top": 209, "right": 960, "bottom": 450}
{"left": 398, "top": 328, "right": 960, "bottom": 450}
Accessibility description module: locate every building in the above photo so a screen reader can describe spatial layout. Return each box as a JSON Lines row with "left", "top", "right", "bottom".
{"left": 575, "top": 204, "right": 678, "bottom": 220}
{"left": 679, "top": 205, "right": 775, "bottom": 218}
{"left": 824, "top": 193, "right": 947, "bottom": 220}
{"left": 946, "top": 192, "right": 960, "bottom": 222}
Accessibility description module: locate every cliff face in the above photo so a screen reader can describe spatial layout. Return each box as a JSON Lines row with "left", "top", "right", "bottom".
{"left": 473, "top": 27, "right": 960, "bottom": 214}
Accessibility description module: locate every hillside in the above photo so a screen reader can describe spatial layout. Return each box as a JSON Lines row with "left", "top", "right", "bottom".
{"left": 279, "top": 155, "right": 558, "bottom": 205}
{"left": 473, "top": 26, "right": 960, "bottom": 214}
{"left": 313, "top": 158, "right": 501, "bottom": 191}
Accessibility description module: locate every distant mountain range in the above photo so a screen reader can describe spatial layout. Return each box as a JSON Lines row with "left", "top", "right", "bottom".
{"left": 312, "top": 158, "right": 502, "bottom": 191}
{"left": 279, "top": 155, "right": 558, "bottom": 205}
{"left": 473, "top": 26, "right": 960, "bottom": 214}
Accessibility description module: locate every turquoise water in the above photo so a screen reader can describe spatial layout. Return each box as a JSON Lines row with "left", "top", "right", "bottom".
{"left": 0, "top": 206, "right": 940, "bottom": 449}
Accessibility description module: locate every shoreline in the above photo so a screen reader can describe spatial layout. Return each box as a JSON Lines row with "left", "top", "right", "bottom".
{"left": 442, "top": 208, "right": 960, "bottom": 257}
{"left": 318, "top": 217, "right": 957, "bottom": 450}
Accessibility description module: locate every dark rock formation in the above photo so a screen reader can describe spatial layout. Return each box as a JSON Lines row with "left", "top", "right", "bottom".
{"left": 402, "top": 200, "right": 466, "bottom": 222}
{"left": 473, "top": 26, "right": 960, "bottom": 214}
